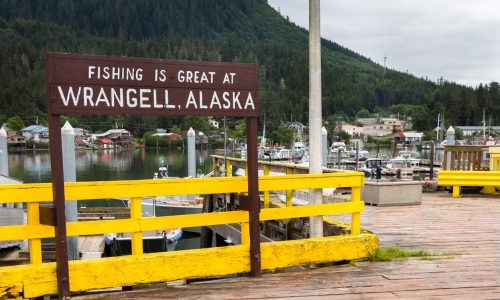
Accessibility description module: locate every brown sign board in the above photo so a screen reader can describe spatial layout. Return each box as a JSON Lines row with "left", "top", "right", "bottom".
{"left": 45, "top": 53, "right": 259, "bottom": 116}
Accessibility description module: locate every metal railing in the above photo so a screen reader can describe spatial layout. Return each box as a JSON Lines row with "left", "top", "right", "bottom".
{"left": 438, "top": 170, "right": 500, "bottom": 197}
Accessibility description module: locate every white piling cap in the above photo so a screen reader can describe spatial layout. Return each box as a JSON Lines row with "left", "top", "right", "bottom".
{"left": 0, "top": 126, "right": 6, "bottom": 137}
{"left": 61, "top": 121, "right": 75, "bottom": 135}
{"left": 446, "top": 126, "right": 455, "bottom": 134}
{"left": 187, "top": 127, "right": 195, "bottom": 137}
{"left": 321, "top": 126, "right": 327, "bottom": 136}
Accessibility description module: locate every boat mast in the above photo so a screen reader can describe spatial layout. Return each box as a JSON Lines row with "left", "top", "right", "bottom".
{"left": 436, "top": 113, "right": 440, "bottom": 142}
{"left": 260, "top": 121, "right": 266, "bottom": 148}
{"left": 483, "top": 108, "right": 486, "bottom": 141}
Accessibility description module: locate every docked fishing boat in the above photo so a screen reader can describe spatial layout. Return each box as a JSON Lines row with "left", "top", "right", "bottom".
{"left": 347, "top": 147, "right": 369, "bottom": 160}
{"left": 104, "top": 228, "right": 183, "bottom": 256}
{"left": 291, "top": 126, "right": 307, "bottom": 161}
{"left": 360, "top": 158, "right": 391, "bottom": 177}
{"left": 259, "top": 146, "right": 292, "bottom": 161}
{"left": 386, "top": 149, "right": 420, "bottom": 174}
{"left": 272, "top": 147, "right": 291, "bottom": 161}
{"left": 330, "top": 142, "right": 349, "bottom": 158}
{"left": 128, "top": 163, "right": 204, "bottom": 233}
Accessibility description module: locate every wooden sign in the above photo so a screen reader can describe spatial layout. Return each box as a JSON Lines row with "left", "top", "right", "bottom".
{"left": 45, "top": 53, "right": 259, "bottom": 116}
{"left": 44, "top": 53, "right": 261, "bottom": 298}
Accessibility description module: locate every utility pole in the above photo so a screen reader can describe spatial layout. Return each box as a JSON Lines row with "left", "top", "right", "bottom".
{"left": 309, "top": 0, "right": 323, "bottom": 238}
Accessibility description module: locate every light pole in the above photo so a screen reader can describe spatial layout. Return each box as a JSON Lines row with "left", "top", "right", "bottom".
{"left": 309, "top": 0, "right": 323, "bottom": 238}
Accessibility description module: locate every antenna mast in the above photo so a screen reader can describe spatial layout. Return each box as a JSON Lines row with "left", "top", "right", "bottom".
{"left": 436, "top": 113, "right": 440, "bottom": 142}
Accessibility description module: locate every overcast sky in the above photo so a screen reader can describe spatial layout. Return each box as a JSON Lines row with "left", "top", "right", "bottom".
{"left": 268, "top": 0, "right": 500, "bottom": 87}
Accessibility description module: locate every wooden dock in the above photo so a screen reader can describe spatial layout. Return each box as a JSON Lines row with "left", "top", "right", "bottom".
{"left": 74, "top": 193, "right": 500, "bottom": 299}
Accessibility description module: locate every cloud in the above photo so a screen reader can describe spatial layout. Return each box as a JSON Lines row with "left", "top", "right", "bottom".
{"left": 268, "top": 0, "right": 500, "bottom": 86}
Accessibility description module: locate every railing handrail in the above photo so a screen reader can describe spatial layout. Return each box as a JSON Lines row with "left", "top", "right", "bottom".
{"left": 437, "top": 170, "right": 500, "bottom": 197}
{"left": 0, "top": 173, "right": 364, "bottom": 203}
{"left": 438, "top": 170, "right": 500, "bottom": 186}
{"left": 211, "top": 154, "right": 352, "bottom": 173}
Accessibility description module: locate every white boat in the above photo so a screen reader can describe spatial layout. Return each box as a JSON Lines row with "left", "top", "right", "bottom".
{"left": 291, "top": 126, "right": 307, "bottom": 160}
{"left": 275, "top": 188, "right": 337, "bottom": 206}
{"left": 436, "top": 140, "right": 446, "bottom": 150}
{"left": 330, "top": 141, "right": 349, "bottom": 158}
{"left": 395, "top": 150, "right": 420, "bottom": 168}
{"left": 104, "top": 228, "right": 183, "bottom": 255}
{"left": 347, "top": 147, "right": 369, "bottom": 160}
{"left": 131, "top": 163, "right": 204, "bottom": 234}
{"left": 360, "top": 158, "right": 390, "bottom": 177}
{"left": 385, "top": 149, "right": 423, "bottom": 176}
{"left": 271, "top": 147, "right": 292, "bottom": 161}
{"left": 291, "top": 141, "right": 307, "bottom": 160}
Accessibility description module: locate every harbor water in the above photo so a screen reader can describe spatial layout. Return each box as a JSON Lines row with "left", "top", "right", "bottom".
{"left": 7, "top": 148, "right": 215, "bottom": 183}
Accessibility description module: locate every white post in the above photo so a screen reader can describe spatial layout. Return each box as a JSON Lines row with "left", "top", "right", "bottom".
{"left": 61, "top": 121, "right": 78, "bottom": 260}
{"left": 0, "top": 127, "right": 8, "bottom": 177}
{"left": 446, "top": 126, "right": 455, "bottom": 146}
{"left": 322, "top": 126, "right": 327, "bottom": 167}
{"left": 309, "top": 0, "right": 323, "bottom": 238}
{"left": 0, "top": 127, "right": 10, "bottom": 208}
{"left": 187, "top": 127, "right": 196, "bottom": 178}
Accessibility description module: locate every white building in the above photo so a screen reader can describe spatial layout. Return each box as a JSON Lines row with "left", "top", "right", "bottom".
{"left": 21, "top": 125, "right": 49, "bottom": 143}
{"left": 341, "top": 124, "right": 364, "bottom": 137}
{"left": 402, "top": 132, "right": 424, "bottom": 143}
{"left": 363, "top": 124, "right": 393, "bottom": 137}
{"left": 91, "top": 129, "right": 131, "bottom": 142}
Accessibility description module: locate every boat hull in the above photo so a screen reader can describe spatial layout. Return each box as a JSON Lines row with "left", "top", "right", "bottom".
{"left": 141, "top": 199, "right": 203, "bottom": 234}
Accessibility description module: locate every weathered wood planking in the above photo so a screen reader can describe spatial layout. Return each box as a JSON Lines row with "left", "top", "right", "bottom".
{"left": 72, "top": 194, "right": 500, "bottom": 299}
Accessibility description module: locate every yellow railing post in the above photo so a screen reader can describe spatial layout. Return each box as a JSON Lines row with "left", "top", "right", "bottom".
{"left": 27, "top": 202, "right": 42, "bottom": 264}
{"left": 452, "top": 186, "right": 461, "bottom": 198}
{"left": 285, "top": 167, "right": 293, "bottom": 207}
{"left": 130, "top": 197, "right": 143, "bottom": 255}
{"left": 213, "top": 157, "right": 219, "bottom": 177}
{"left": 226, "top": 159, "right": 232, "bottom": 177}
{"left": 263, "top": 165, "right": 270, "bottom": 208}
{"left": 241, "top": 221, "right": 250, "bottom": 246}
{"left": 350, "top": 187, "right": 361, "bottom": 235}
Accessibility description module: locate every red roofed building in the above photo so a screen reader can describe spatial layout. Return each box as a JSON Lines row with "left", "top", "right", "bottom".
{"left": 96, "top": 138, "right": 114, "bottom": 148}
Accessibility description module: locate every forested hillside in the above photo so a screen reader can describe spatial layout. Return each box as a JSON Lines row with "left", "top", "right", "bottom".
{"left": 0, "top": 0, "right": 498, "bottom": 135}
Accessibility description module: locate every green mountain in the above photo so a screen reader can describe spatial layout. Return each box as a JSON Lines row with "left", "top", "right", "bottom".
{"left": 0, "top": 0, "right": 498, "bottom": 136}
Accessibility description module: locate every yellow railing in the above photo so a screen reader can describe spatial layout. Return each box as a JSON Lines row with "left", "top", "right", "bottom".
{"left": 438, "top": 170, "right": 500, "bottom": 197}
{"left": 0, "top": 173, "right": 377, "bottom": 299}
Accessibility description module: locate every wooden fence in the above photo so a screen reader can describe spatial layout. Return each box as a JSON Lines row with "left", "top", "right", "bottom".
{"left": 0, "top": 173, "right": 377, "bottom": 299}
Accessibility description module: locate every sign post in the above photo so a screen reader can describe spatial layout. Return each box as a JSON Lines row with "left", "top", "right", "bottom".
{"left": 45, "top": 53, "right": 260, "bottom": 297}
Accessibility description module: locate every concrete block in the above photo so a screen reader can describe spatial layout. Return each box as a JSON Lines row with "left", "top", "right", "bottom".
{"left": 362, "top": 181, "right": 423, "bottom": 206}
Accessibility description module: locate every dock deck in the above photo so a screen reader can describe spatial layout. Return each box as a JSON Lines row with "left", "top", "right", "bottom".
{"left": 74, "top": 193, "right": 500, "bottom": 299}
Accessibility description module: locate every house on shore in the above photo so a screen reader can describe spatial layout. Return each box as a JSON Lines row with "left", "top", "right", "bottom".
{"left": 6, "top": 128, "right": 26, "bottom": 151}
{"left": 21, "top": 125, "right": 49, "bottom": 144}
{"left": 91, "top": 129, "right": 133, "bottom": 147}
